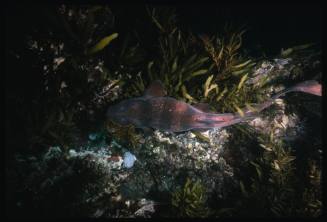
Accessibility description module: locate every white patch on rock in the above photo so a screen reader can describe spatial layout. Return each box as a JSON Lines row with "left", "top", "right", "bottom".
{"left": 123, "top": 152, "right": 137, "bottom": 169}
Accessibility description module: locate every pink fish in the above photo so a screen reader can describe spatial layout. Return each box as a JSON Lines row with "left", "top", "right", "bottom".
{"left": 107, "top": 80, "right": 321, "bottom": 133}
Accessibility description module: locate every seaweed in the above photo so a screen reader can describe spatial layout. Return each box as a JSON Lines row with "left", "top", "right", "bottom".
{"left": 171, "top": 178, "right": 209, "bottom": 217}
{"left": 232, "top": 126, "right": 321, "bottom": 217}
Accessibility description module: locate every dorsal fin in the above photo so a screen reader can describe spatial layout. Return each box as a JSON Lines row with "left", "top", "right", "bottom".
{"left": 193, "top": 102, "right": 213, "bottom": 113}
{"left": 144, "top": 80, "right": 167, "bottom": 98}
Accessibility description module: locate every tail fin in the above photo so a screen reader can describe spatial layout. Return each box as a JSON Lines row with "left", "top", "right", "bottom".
{"left": 235, "top": 80, "right": 321, "bottom": 122}
{"left": 289, "top": 80, "right": 321, "bottom": 96}
{"left": 201, "top": 80, "right": 321, "bottom": 129}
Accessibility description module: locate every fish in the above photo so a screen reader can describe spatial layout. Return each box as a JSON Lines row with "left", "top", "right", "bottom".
{"left": 106, "top": 80, "right": 321, "bottom": 133}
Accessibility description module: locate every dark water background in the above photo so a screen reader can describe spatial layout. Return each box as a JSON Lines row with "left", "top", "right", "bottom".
{"left": 176, "top": 4, "right": 322, "bottom": 55}
{"left": 6, "top": 4, "right": 322, "bottom": 55}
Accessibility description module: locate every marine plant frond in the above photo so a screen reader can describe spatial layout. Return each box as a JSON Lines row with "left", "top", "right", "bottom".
{"left": 171, "top": 178, "right": 210, "bottom": 217}
{"left": 145, "top": 26, "right": 210, "bottom": 100}
{"left": 200, "top": 28, "right": 249, "bottom": 81}
{"left": 233, "top": 129, "right": 300, "bottom": 216}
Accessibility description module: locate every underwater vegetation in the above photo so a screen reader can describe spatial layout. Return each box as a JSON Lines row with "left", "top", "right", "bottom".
{"left": 171, "top": 178, "right": 209, "bottom": 217}
{"left": 6, "top": 4, "right": 322, "bottom": 219}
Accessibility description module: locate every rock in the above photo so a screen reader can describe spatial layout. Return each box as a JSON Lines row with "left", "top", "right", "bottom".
{"left": 123, "top": 152, "right": 137, "bottom": 168}
{"left": 134, "top": 199, "right": 156, "bottom": 217}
